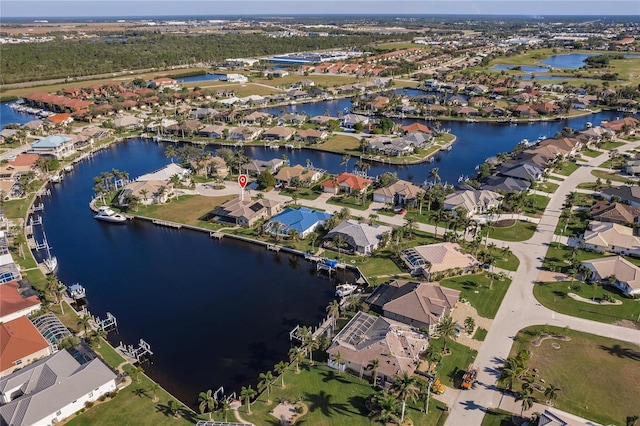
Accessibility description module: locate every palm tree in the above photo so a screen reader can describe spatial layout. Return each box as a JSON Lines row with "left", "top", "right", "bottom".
{"left": 92, "top": 327, "right": 108, "bottom": 348}
{"left": 240, "top": 385, "right": 256, "bottom": 414}
{"left": 303, "top": 333, "right": 320, "bottom": 365}
{"left": 307, "top": 231, "right": 318, "bottom": 253}
{"left": 274, "top": 361, "right": 288, "bottom": 388}
{"left": 516, "top": 388, "right": 534, "bottom": 416}
{"left": 289, "top": 347, "right": 304, "bottom": 373}
{"left": 331, "top": 351, "right": 344, "bottom": 374}
{"left": 198, "top": 389, "right": 217, "bottom": 420}
{"left": 435, "top": 315, "right": 457, "bottom": 353}
{"left": 429, "top": 167, "right": 441, "bottom": 184}
{"left": 77, "top": 314, "right": 92, "bottom": 336}
{"left": 404, "top": 217, "right": 418, "bottom": 239}
{"left": 367, "top": 390, "right": 401, "bottom": 425}
{"left": 368, "top": 213, "right": 379, "bottom": 225}
{"left": 258, "top": 371, "right": 274, "bottom": 404}
{"left": 165, "top": 145, "right": 177, "bottom": 163}
{"left": 544, "top": 384, "right": 561, "bottom": 405}
{"left": 133, "top": 365, "right": 144, "bottom": 384}
{"left": 168, "top": 400, "right": 181, "bottom": 418}
{"left": 392, "top": 371, "right": 419, "bottom": 423}
{"left": 333, "top": 234, "right": 346, "bottom": 262}
{"left": 464, "top": 316, "right": 476, "bottom": 335}
{"left": 366, "top": 358, "right": 380, "bottom": 387}
{"left": 326, "top": 300, "right": 340, "bottom": 329}
{"left": 340, "top": 154, "right": 351, "bottom": 172}
{"left": 221, "top": 398, "right": 231, "bottom": 422}
{"left": 139, "top": 188, "right": 149, "bottom": 204}
{"left": 150, "top": 382, "right": 160, "bottom": 402}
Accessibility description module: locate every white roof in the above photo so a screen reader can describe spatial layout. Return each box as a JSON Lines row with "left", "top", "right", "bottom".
{"left": 137, "top": 163, "right": 190, "bottom": 182}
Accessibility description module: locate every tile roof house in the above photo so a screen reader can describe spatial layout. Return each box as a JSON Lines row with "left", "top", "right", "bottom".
{"left": 496, "top": 161, "right": 544, "bottom": 181}
{"left": 0, "top": 316, "right": 51, "bottom": 378}
{"left": 262, "top": 126, "right": 296, "bottom": 142}
{"left": 228, "top": 126, "right": 263, "bottom": 142}
{"left": 209, "top": 196, "right": 282, "bottom": 227}
{"left": 0, "top": 280, "right": 41, "bottom": 323}
{"left": 581, "top": 256, "right": 640, "bottom": 298}
{"left": 444, "top": 189, "right": 502, "bottom": 215}
{"left": 320, "top": 172, "right": 372, "bottom": 195}
{"left": 401, "top": 122, "right": 432, "bottom": 135}
{"left": 590, "top": 201, "right": 640, "bottom": 225}
{"left": 400, "top": 242, "right": 479, "bottom": 280}
{"left": 581, "top": 221, "right": 640, "bottom": 256}
{"left": 295, "top": 129, "right": 328, "bottom": 144}
{"left": 366, "top": 280, "right": 460, "bottom": 333}
{"left": 340, "top": 114, "right": 369, "bottom": 129}
{"left": 0, "top": 349, "right": 118, "bottom": 425}
{"left": 324, "top": 219, "right": 392, "bottom": 256}
{"left": 118, "top": 180, "right": 174, "bottom": 206}
{"left": 273, "top": 165, "right": 323, "bottom": 186}
{"left": 326, "top": 311, "right": 429, "bottom": 384}
{"left": 367, "top": 137, "right": 415, "bottom": 156}
{"left": 372, "top": 179, "right": 424, "bottom": 207}
{"left": 480, "top": 175, "right": 531, "bottom": 193}
{"left": 264, "top": 207, "right": 332, "bottom": 239}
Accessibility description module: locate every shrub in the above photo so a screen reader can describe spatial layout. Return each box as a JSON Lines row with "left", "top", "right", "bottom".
{"left": 85, "top": 401, "right": 94, "bottom": 409}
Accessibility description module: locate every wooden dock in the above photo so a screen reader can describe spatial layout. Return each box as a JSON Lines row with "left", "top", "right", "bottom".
{"left": 210, "top": 231, "right": 224, "bottom": 240}
{"left": 267, "top": 244, "right": 281, "bottom": 252}
{"left": 152, "top": 220, "right": 182, "bottom": 229}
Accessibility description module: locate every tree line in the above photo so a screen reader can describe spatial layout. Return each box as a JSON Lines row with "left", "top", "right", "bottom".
{"left": 0, "top": 32, "right": 410, "bottom": 84}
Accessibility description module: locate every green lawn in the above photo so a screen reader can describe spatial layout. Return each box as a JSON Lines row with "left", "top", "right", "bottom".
{"left": 473, "top": 327, "right": 488, "bottom": 342}
{"left": 553, "top": 208, "right": 590, "bottom": 238}
{"left": 580, "top": 148, "right": 603, "bottom": 158}
{"left": 440, "top": 273, "right": 512, "bottom": 319}
{"left": 482, "top": 221, "right": 537, "bottom": 242}
{"left": 245, "top": 363, "right": 449, "bottom": 426}
{"left": 426, "top": 339, "right": 477, "bottom": 388}
{"left": 542, "top": 242, "right": 609, "bottom": 274}
{"left": 599, "top": 140, "right": 625, "bottom": 150}
{"left": 533, "top": 281, "right": 640, "bottom": 325}
{"left": 481, "top": 409, "right": 515, "bottom": 426}
{"left": 554, "top": 161, "right": 580, "bottom": 176}
{"left": 535, "top": 181, "right": 559, "bottom": 194}
{"left": 66, "top": 366, "right": 209, "bottom": 426}
{"left": 522, "top": 194, "right": 550, "bottom": 217}
{"left": 509, "top": 326, "right": 640, "bottom": 426}
{"left": 134, "top": 194, "right": 234, "bottom": 228}
{"left": 460, "top": 242, "right": 520, "bottom": 272}
{"left": 590, "top": 169, "right": 634, "bottom": 184}
{"left": 281, "top": 187, "right": 322, "bottom": 201}
{"left": 327, "top": 194, "right": 371, "bottom": 211}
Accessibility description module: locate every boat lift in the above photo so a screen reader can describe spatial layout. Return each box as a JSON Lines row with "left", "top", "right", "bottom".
{"left": 116, "top": 339, "right": 153, "bottom": 364}
{"left": 92, "top": 312, "right": 118, "bottom": 332}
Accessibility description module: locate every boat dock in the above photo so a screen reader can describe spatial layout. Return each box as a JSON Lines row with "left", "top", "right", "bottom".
{"left": 210, "top": 231, "right": 224, "bottom": 240}
{"left": 267, "top": 244, "right": 281, "bottom": 252}
{"left": 151, "top": 219, "right": 182, "bottom": 229}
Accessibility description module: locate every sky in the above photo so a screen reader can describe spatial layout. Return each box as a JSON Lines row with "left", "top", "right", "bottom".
{"left": 1, "top": 0, "right": 638, "bottom": 18}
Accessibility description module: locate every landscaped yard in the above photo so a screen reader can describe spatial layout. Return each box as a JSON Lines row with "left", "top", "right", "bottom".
{"left": 553, "top": 160, "right": 580, "bottom": 176}
{"left": 521, "top": 194, "right": 550, "bottom": 217}
{"left": 440, "top": 273, "right": 512, "bottom": 319}
{"left": 425, "top": 339, "right": 477, "bottom": 388}
{"left": 134, "top": 194, "right": 234, "bottom": 228}
{"left": 542, "top": 242, "right": 608, "bottom": 274}
{"left": 591, "top": 169, "right": 634, "bottom": 184}
{"left": 533, "top": 281, "right": 640, "bottom": 325}
{"left": 280, "top": 187, "right": 323, "bottom": 201}
{"left": 535, "top": 181, "right": 559, "bottom": 194}
{"left": 508, "top": 326, "right": 640, "bottom": 426}
{"left": 327, "top": 194, "right": 371, "bottom": 211}
{"left": 318, "top": 134, "right": 361, "bottom": 152}
{"left": 580, "top": 148, "right": 603, "bottom": 158}
{"left": 481, "top": 409, "right": 515, "bottom": 426}
{"left": 481, "top": 220, "right": 537, "bottom": 242}
{"left": 244, "top": 363, "right": 449, "bottom": 426}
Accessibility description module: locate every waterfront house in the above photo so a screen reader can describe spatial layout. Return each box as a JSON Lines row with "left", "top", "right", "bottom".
{"left": 581, "top": 221, "right": 640, "bottom": 256}
{"left": 320, "top": 172, "right": 372, "bottom": 195}
{"left": 264, "top": 207, "right": 332, "bottom": 239}
{"left": 365, "top": 280, "right": 460, "bottom": 334}
{"left": 532, "top": 102, "right": 561, "bottom": 115}
{"left": 295, "top": 129, "right": 328, "bottom": 144}
{"left": 262, "top": 126, "right": 296, "bottom": 142}
{"left": 241, "top": 158, "right": 286, "bottom": 176}
{"left": 0, "top": 349, "right": 117, "bottom": 425}
{"left": 198, "top": 124, "right": 226, "bottom": 139}
{"left": 118, "top": 180, "right": 173, "bottom": 206}
{"left": 0, "top": 281, "right": 41, "bottom": 324}
{"left": 512, "top": 105, "right": 537, "bottom": 118}
{"left": 340, "top": 114, "right": 369, "bottom": 130}
{"left": 0, "top": 154, "right": 41, "bottom": 181}
{"left": 496, "top": 161, "right": 544, "bottom": 181}
{"left": 367, "top": 137, "right": 414, "bottom": 156}
{"left": 480, "top": 175, "right": 531, "bottom": 193}
{"left": 602, "top": 186, "right": 640, "bottom": 207}
{"left": 191, "top": 107, "right": 220, "bottom": 120}
{"left": 190, "top": 156, "right": 229, "bottom": 178}
{"left": 324, "top": 219, "right": 392, "bottom": 256}
{"left": 21, "top": 120, "right": 44, "bottom": 134}
{"left": 590, "top": 201, "right": 640, "bottom": 225}
{"left": 326, "top": 311, "right": 428, "bottom": 384}
{"left": 148, "top": 77, "right": 180, "bottom": 91}
{"left": 444, "top": 189, "right": 502, "bottom": 215}
{"left": 209, "top": 196, "right": 282, "bottom": 227}
{"left": 113, "top": 114, "right": 142, "bottom": 130}
{"left": 228, "top": 126, "right": 263, "bottom": 142}
{"left": 137, "top": 163, "right": 191, "bottom": 183}
{"left": 280, "top": 113, "right": 308, "bottom": 125}
{"left": 0, "top": 129, "right": 18, "bottom": 143}
{"left": 273, "top": 164, "right": 322, "bottom": 186}
{"left": 400, "top": 242, "right": 479, "bottom": 280}
{"left": 30, "top": 135, "right": 75, "bottom": 159}
{"left": 46, "top": 113, "right": 73, "bottom": 127}
{"left": 601, "top": 117, "right": 639, "bottom": 135}
{"left": 372, "top": 179, "right": 423, "bottom": 207}
{"left": 0, "top": 316, "right": 51, "bottom": 378}
{"left": 309, "top": 115, "right": 337, "bottom": 126}
{"left": 403, "top": 132, "right": 433, "bottom": 148}
{"left": 241, "top": 111, "right": 272, "bottom": 126}
{"left": 581, "top": 256, "right": 640, "bottom": 298}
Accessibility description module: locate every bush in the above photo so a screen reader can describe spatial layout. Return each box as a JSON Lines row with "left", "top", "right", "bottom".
{"left": 85, "top": 401, "right": 94, "bottom": 409}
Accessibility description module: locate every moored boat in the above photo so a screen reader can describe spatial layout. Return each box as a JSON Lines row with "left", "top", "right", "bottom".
{"left": 335, "top": 283, "right": 358, "bottom": 297}
{"left": 94, "top": 206, "right": 127, "bottom": 223}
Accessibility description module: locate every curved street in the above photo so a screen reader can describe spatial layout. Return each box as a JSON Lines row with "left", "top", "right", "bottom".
{"left": 445, "top": 140, "right": 640, "bottom": 425}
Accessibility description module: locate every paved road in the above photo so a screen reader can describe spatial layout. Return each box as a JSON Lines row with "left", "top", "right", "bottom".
{"left": 445, "top": 141, "right": 640, "bottom": 426}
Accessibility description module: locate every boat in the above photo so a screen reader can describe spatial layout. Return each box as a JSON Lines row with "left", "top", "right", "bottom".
{"left": 41, "top": 232, "right": 58, "bottom": 273}
{"left": 335, "top": 283, "right": 358, "bottom": 297}
{"left": 49, "top": 173, "right": 62, "bottom": 183}
{"left": 67, "top": 283, "right": 86, "bottom": 300}
{"left": 94, "top": 206, "right": 128, "bottom": 223}
{"left": 63, "top": 165, "right": 74, "bottom": 172}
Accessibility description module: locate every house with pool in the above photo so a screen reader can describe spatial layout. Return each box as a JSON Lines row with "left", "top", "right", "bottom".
{"left": 264, "top": 207, "right": 332, "bottom": 239}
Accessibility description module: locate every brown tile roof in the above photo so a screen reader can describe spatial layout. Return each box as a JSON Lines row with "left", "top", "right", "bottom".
{"left": 8, "top": 154, "right": 39, "bottom": 168}
{"left": 590, "top": 201, "right": 640, "bottom": 224}
{"left": 0, "top": 316, "right": 49, "bottom": 372}
{"left": 0, "top": 281, "right": 41, "bottom": 320}
{"left": 402, "top": 122, "right": 432, "bottom": 134}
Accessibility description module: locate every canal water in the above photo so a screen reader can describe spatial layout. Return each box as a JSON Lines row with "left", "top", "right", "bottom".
{"left": 33, "top": 140, "right": 342, "bottom": 408}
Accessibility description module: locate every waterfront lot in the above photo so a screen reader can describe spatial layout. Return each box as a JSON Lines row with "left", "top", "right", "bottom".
{"left": 134, "top": 194, "right": 234, "bottom": 228}
{"left": 245, "top": 363, "right": 450, "bottom": 426}
{"left": 508, "top": 326, "right": 640, "bottom": 426}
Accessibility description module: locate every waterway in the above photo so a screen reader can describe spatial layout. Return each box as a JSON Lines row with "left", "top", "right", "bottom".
{"left": 176, "top": 73, "right": 226, "bottom": 83}
{"left": 32, "top": 140, "right": 343, "bottom": 408}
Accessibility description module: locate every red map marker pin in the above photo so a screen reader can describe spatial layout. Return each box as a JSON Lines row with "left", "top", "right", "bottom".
{"left": 238, "top": 174, "right": 248, "bottom": 189}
